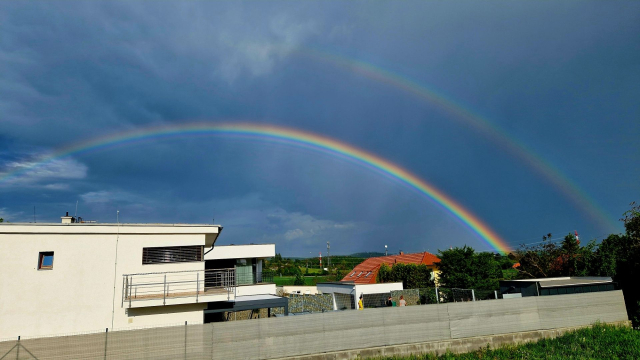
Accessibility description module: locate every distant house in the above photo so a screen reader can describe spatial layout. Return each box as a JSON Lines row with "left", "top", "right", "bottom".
{"left": 341, "top": 251, "right": 440, "bottom": 284}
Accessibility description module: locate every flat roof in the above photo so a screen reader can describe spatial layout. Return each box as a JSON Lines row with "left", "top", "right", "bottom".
{"left": 0, "top": 223, "right": 222, "bottom": 235}
{"left": 213, "top": 243, "right": 275, "bottom": 247}
{"left": 0, "top": 222, "right": 220, "bottom": 227}
{"left": 234, "top": 294, "right": 284, "bottom": 303}
{"left": 504, "top": 277, "right": 613, "bottom": 288}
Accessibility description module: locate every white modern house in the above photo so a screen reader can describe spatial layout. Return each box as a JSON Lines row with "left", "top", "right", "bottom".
{"left": 0, "top": 215, "right": 284, "bottom": 340}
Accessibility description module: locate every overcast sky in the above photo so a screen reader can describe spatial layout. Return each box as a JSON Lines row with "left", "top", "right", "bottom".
{"left": 1, "top": 1, "right": 638, "bottom": 256}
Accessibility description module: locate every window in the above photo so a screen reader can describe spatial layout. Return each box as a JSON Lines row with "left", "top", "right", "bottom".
{"left": 38, "top": 252, "right": 54, "bottom": 270}
{"left": 142, "top": 246, "right": 203, "bottom": 264}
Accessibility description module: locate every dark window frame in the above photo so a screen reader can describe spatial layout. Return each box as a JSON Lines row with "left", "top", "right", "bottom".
{"left": 38, "top": 251, "right": 54, "bottom": 270}
{"left": 142, "top": 246, "right": 204, "bottom": 265}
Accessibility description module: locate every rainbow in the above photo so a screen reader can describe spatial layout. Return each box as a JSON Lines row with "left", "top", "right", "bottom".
{"left": 0, "top": 122, "right": 511, "bottom": 253}
{"left": 290, "top": 47, "right": 618, "bottom": 232}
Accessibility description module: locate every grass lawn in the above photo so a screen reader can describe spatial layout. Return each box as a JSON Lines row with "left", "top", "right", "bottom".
{"left": 273, "top": 276, "right": 331, "bottom": 286}
{"left": 304, "top": 268, "right": 324, "bottom": 274}
{"left": 377, "top": 324, "right": 640, "bottom": 359}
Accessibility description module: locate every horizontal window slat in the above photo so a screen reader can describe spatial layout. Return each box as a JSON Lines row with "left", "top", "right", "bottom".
{"left": 142, "top": 246, "right": 203, "bottom": 264}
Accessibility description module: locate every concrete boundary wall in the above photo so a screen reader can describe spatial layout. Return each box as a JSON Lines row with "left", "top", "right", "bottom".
{"left": 0, "top": 291, "right": 628, "bottom": 360}
{"left": 210, "top": 291, "right": 628, "bottom": 359}
{"left": 279, "top": 321, "right": 632, "bottom": 360}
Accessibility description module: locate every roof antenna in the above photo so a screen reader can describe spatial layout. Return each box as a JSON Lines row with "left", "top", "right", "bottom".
{"left": 75, "top": 200, "right": 79, "bottom": 218}
{"left": 33, "top": 206, "right": 36, "bottom": 223}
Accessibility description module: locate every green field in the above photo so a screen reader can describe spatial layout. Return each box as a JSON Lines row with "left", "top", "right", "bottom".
{"left": 304, "top": 267, "right": 324, "bottom": 274}
{"left": 377, "top": 324, "right": 639, "bottom": 359}
{"left": 273, "top": 276, "right": 331, "bottom": 286}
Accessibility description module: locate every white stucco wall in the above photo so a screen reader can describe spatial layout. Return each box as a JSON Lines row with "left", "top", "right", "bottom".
{"left": 235, "top": 283, "right": 277, "bottom": 297}
{"left": 205, "top": 244, "right": 275, "bottom": 260}
{"left": 0, "top": 223, "right": 221, "bottom": 339}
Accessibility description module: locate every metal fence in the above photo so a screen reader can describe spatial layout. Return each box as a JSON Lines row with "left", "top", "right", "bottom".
{"left": 413, "top": 287, "right": 500, "bottom": 305}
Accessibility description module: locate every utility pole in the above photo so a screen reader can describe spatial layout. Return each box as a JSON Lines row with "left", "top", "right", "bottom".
{"left": 327, "top": 241, "right": 330, "bottom": 270}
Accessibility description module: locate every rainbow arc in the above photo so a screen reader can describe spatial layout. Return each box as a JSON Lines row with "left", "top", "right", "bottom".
{"left": 0, "top": 122, "right": 512, "bottom": 253}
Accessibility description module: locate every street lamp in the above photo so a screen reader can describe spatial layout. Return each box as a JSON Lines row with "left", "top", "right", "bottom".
{"left": 385, "top": 245, "right": 388, "bottom": 256}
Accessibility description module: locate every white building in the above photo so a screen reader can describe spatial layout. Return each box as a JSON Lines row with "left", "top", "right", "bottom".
{"left": 317, "top": 281, "right": 403, "bottom": 310}
{"left": 0, "top": 216, "right": 284, "bottom": 340}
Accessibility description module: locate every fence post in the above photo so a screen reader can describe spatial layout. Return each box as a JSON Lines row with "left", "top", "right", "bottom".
{"left": 495, "top": 290, "right": 498, "bottom": 299}
{"left": 163, "top": 274, "right": 167, "bottom": 305}
{"left": 104, "top": 328, "right": 108, "bottom": 360}
{"left": 435, "top": 287, "right": 439, "bottom": 304}
{"left": 16, "top": 336, "right": 20, "bottom": 360}
{"left": 472, "top": 289, "right": 476, "bottom": 302}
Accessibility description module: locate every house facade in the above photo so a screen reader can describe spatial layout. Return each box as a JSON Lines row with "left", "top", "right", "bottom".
{"left": 0, "top": 216, "right": 280, "bottom": 340}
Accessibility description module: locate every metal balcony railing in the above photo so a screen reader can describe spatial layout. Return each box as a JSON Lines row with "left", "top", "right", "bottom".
{"left": 122, "top": 268, "right": 235, "bottom": 307}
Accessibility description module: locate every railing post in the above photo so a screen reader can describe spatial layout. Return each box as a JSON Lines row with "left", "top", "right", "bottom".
{"left": 129, "top": 276, "right": 133, "bottom": 308}
{"left": 121, "top": 276, "right": 127, "bottom": 308}
{"left": 163, "top": 274, "right": 167, "bottom": 305}
{"left": 104, "top": 328, "right": 108, "bottom": 360}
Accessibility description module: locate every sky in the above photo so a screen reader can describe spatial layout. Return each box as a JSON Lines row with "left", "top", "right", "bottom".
{"left": 1, "top": 1, "right": 639, "bottom": 257}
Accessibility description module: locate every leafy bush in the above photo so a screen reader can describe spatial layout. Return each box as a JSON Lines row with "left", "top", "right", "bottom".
{"left": 378, "top": 263, "right": 434, "bottom": 289}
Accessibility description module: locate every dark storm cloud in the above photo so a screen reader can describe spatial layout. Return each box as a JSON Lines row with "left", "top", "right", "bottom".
{"left": 1, "top": 1, "right": 639, "bottom": 255}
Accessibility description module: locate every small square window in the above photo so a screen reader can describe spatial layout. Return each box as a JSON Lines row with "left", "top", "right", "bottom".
{"left": 38, "top": 252, "right": 54, "bottom": 270}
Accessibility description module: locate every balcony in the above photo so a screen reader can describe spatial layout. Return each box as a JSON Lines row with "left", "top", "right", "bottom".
{"left": 122, "top": 269, "right": 276, "bottom": 308}
{"left": 122, "top": 268, "right": 235, "bottom": 308}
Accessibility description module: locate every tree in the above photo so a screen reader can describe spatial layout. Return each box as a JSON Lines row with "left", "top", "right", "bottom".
{"left": 0, "top": 218, "right": 3, "bottom": 223}
{"left": 282, "top": 264, "right": 301, "bottom": 276}
{"left": 608, "top": 202, "right": 640, "bottom": 326}
{"left": 377, "top": 263, "right": 434, "bottom": 289}
{"left": 436, "top": 246, "right": 502, "bottom": 290}
{"left": 293, "top": 272, "right": 305, "bottom": 286}
{"left": 516, "top": 233, "right": 595, "bottom": 278}
{"left": 516, "top": 202, "right": 640, "bottom": 326}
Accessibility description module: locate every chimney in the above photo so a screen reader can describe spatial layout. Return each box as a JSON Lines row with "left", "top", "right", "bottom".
{"left": 61, "top": 212, "right": 76, "bottom": 224}
{"left": 399, "top": 251, "right": 404, "bottom": 255}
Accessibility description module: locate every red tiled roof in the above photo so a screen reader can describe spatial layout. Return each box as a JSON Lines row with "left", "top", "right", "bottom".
{"left": 341, "top": 252, "right": 440, "bottom": 284}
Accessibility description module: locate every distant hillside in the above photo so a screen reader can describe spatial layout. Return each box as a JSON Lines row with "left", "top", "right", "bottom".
{"left": 349, "top": 252, "right": 385, "bottom": 258}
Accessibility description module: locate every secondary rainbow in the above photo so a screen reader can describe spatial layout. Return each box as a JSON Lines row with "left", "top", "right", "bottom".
{"left": 290, "top": 47, "right": 617, "bottom": 232}
{"left": 1, "top": 122, "right": 511, "bottom": 253}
